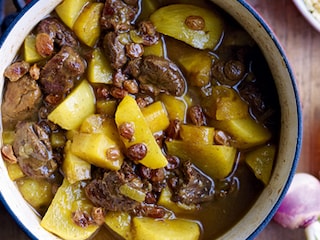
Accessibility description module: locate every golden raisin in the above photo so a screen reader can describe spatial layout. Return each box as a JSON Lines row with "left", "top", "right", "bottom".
{"left": 185, "top": 15, "right": 205, "bottom": 30}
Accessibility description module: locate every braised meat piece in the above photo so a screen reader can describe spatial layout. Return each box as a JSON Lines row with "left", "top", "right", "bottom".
{"left": 40, "top": 46, "right": 86, "bottom": 97}
{"left": 212, "top": 59, "right": 246, "bottom": 86}
{"left": 85, "top": 162, "right": 142, "bottom": 212}
{"left": 4, "top": 61, "right": 30, "bottom": 82}
{"left": 2, "top": 75, "right": 42, "bottom": 130}
{"left": 36, "top": 17, "right": 79, "bottom": 49}
{"left": 100, "top": 0, "right": 139, "bottom": 32}
{"left": 103, "top": 31, "right": 128, "bottom": 69}
{"left": 171, "top": 161, "right": 215, "bottom": 205}
{"left": 128, "top": 55, "right": 186, "bottom": 96}
{"left": 12, "top": 122, "right": 57, "bottom": 179}
{"left": 133, "top": 204, "right": 168, "bottom": 219}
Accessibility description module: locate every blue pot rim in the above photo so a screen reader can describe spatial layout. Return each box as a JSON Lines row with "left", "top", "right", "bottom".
{"left": 237, "top": 0, "right": 303, "bottom": 239}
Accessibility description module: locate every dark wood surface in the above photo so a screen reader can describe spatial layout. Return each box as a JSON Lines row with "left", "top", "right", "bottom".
{"left": 0, "top": 0, "right": 319, "bottom": 239}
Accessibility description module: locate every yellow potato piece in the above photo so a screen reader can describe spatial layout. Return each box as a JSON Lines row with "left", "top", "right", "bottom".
{"left": 158, "top": 186, "right": 197, "bottom": 213}
{"left": 143, "top": 39, "right": 164, "bottom": 57}
{"left": 96, "top": 99, "right": 117, "bottom": 116}
{"left": 141, "top": 101, "right": 170, "bottom": 133}
{"left": 41, "top": 179, "right": 99, "bottom": 240}
{"left": 48, "top": 80, "right": 95, "bottom": 130}
{"left": 73, "top": 2, "right": 104, "bottom": 47}
{"left": 204, "top": 86, "right": 249, "bottom": 120}
{"left": 150, "top": 4, "right": 224, "bottom": 50}
{"left": 80, "top": 114, "right": 106, "bottom": 133}
{"left": 2, "top": 131, "right": 15, "bottom": 145}
{"left": 180, "top": 124, "right": 215, "bottom": 145}
{"left": 166, "top": 140, "right": 236, "bottom": 179}
{"left": 178, "top": 51, "right": 213, "bottom": 87}
{"left": 71, "top": 132, "right": 123, "bottom": 170}
{"left": 104, "top": 212, "right": 132, "bottom": 240}
{"left": 213, "top": 118, "right": 272, "bottom": 149}
{"left": 160, "top": 94, "right": 187, "bottom": 122}
{"left": 115, "top": 95, "right": 168, "bottom": 169}
{"left": 88, "top": 48, "right": 113, "bottom": 84}
{"left": 6, "top": 163, "right": 25, "bottom": 181}
{"left": 17, "top": 178, "right": 53, "bottom": 215}
{"left": 245, "top": 144, "right": 276, "bottom": 185}
{"left": 55, "top": 0, "right": 91, "bottom": 29}
{"left": 23, "top": 34, "right": 45, "bottom": 63}
{"left": 80, "top": 114, "right": 124, "bottom": 148}
{"left": 214, "top": 86, "right": 249, "bottom": 120}
{"left": 132, "top": 217, "right": 200, "bottom": 240}
{"left": 62, "top": 141, "right": 91, "bottom": 184}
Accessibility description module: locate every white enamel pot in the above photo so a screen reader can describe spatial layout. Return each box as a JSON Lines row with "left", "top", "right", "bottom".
{"left": 0, "top": 0, "right": 302, "bottom": 239}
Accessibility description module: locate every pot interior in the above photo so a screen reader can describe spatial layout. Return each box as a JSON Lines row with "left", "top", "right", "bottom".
{"left": 0, "top": 0, "right": 301, "bottom": 239}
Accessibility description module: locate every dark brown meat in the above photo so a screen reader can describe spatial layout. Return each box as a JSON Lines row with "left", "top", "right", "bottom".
{"left": 36, "top": 17, "right": 79, "bottom": 49}
{"left": 40, "top": 46, "right": 86, "bottom": 97}
{"left": 2, "top": 75, "right": 42, "bottom": 130}
{"left": 103, "top": 31, "right": 128, "bottom": 69}
{"left": 130, "top": 55, "right": 186, "bottom": 96}
{"left": 100, "top": 0, "right": 139, "bottom": 32}
{"left": 12, "top": 122, "right": 57, "bottom": 179}
{"left": 212, "top": 60, "right": 246, "bottom": 86}
{"left": 171, "top": 161, "right": 215, "bottom": 205}
{"left": 133, "top": 204, "right": 167, "bottom": 218}
{"left": 4, "top": 61, "right": 30, "bottom": 82}
{"left": 85, "top": 162, "right": 142, "bottom": 212}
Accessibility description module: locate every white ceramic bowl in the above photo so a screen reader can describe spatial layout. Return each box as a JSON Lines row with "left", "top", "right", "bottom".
{"left": 0, "top": 0, "right": 302, "bottom": 239}
{"left": 293, "top": 0, "right": 320, "bottom": 32}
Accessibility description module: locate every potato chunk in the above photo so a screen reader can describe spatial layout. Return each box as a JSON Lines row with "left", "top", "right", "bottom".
{"left": 17, "top": 178, "right": 53, "bottom": 215}
{"left": 48, "top": 80, "right": 95, "bottom": 130}
{"left": 143, "top": 39, "right": 164, "bottom": 57}
{"left": 180, "top": 124, "right": 215, "bottom": 145}
{"left": 205, "top": 86, "right": 249, "bottom": 120}
{"left": 166, "top": 140, "right": 236, "bottom": 179}
{"left": 245, "top": 144, "right": 276, "bottom": 185}
{"left": 71, "top": 132, "right": 123, "bottom": 170}
{"left": 24, "top": 34, "right": 45, "bottom": 63}
{"left": 104, "top": 212, "right": 132, "bottom": 240}
{"left": 160, "top": 94, "right": 187, "bottom": 122}
{"left": 6, "top": 163, "right": 25, "bottom": 181}
{"left": 62, "top": 141, "right": 91, "bottom": 184}
{"left": 132, "top": 217, "right": 200, "bottom": 240}
{"left": 158, "top": 186, "right": 197, "bottom": 213}
{"left": 80, "top": 114, "right": 124, "bottom": 148}
{"left": 88, "top": 48, "right": 113, "bottom": 84}
{"left": 55, "top": 0, "right": 91, "bottom": 29}
{"left": 41, "top": 179, "right": 99, "bottom": 240}
{"left": 141, "top": 101, "right": 170, "bottom": 133}
{"left": 213, "top": 118, "right": 272, "bottom": 149}
{"left": 73, "top": 2, "right": 104, "bottom": 47}
{"left": 150, "top": 4, "right": 224, "bottom": 50}
{"left": 115, "top": 95, "right": 168, "bottom": 169}
{"left": 177, "top": 51, "right": 213, "bottom": 87}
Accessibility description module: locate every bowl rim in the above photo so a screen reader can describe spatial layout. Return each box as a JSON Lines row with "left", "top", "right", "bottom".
{"left": 0, "top": 0, "right": 303, "bottom": 239}
{"left": 216, "top": 0, "right": 302, "bottom": 237}
{"left": 292, "top": 0, "right": 320, "bottom": 32}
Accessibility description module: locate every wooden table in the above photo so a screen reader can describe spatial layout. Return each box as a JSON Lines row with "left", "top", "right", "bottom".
{"left": 0, "top": 0, "right": 319, "bottom": 239}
